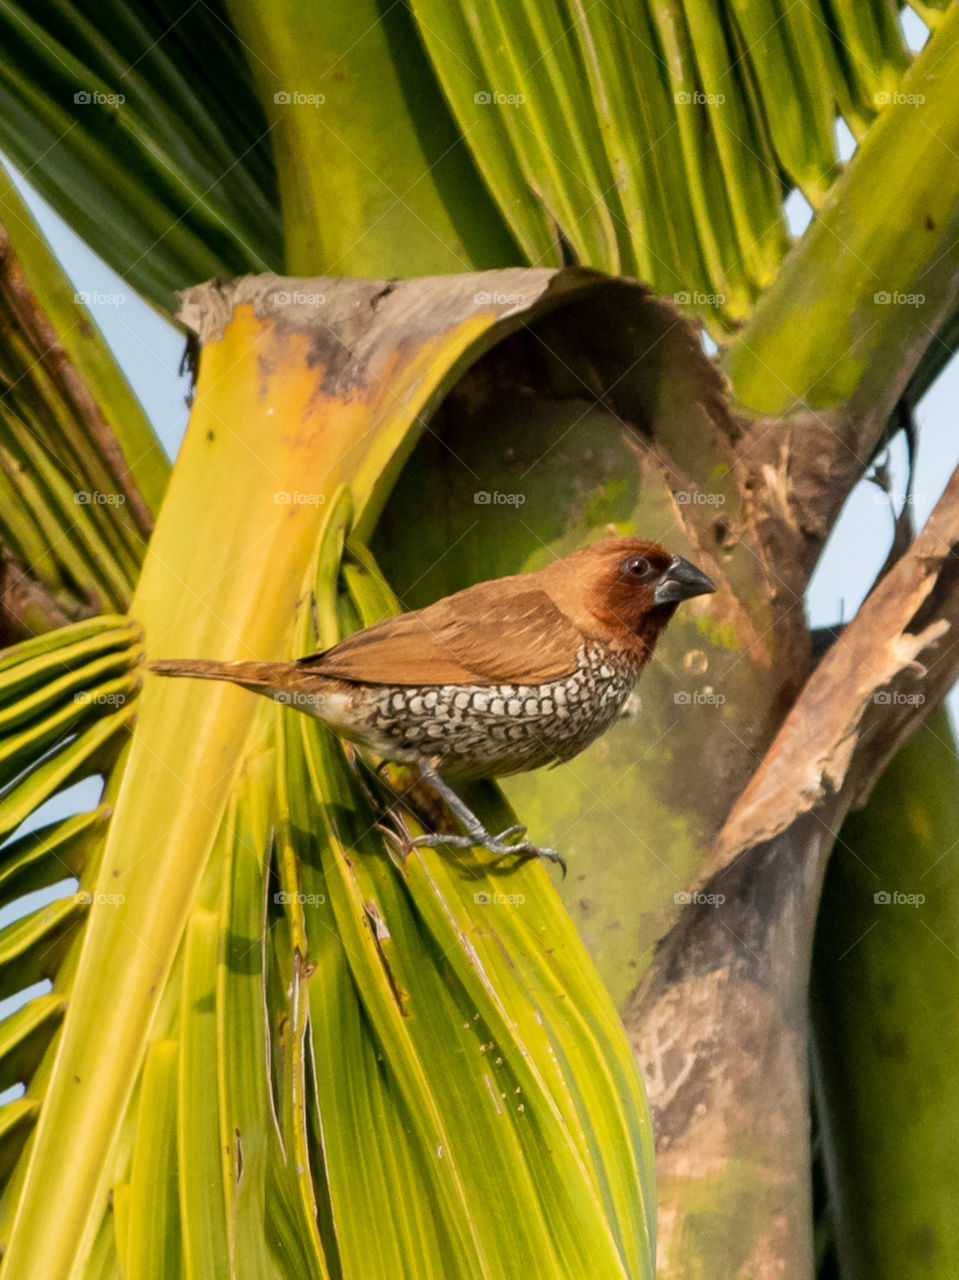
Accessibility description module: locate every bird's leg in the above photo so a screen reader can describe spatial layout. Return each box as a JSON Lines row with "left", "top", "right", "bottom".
{"left": 410, "top": 761, "right": 566, "bottom": 875}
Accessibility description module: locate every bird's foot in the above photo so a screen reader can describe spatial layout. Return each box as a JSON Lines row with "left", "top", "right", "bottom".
{"left": 413, "top": 762, "right": 567, "bottom": 876}
{"left": 410, "top": 825, "right": 566, "bottom": 876}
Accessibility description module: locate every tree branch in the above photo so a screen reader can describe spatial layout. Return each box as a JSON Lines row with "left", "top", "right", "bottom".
{"left": 623, "top": 459, "right": 959, "bottom": 1276}
{"left": 710, "top": 461, "right": 959, "bottom": 876}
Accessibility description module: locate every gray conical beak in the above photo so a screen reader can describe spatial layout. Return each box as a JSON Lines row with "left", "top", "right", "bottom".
{"left": 654, "top": 556, "right": 717, "bottom": 604}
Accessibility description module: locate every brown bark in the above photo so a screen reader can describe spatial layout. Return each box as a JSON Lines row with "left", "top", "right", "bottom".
{"left": 0, "top": 551, "right": 74, "bottom": 646}
{"left": 625, "top": 464, "right": 959, "bottom": 1276}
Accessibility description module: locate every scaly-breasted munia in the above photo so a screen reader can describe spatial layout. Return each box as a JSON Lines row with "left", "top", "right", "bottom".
{"left": 150, "top": 537, "right": 715, "bottom": 868}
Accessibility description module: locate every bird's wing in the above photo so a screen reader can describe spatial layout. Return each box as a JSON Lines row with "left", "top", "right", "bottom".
{"left": 297, "top": 584, "right": 582, "bottom": 686}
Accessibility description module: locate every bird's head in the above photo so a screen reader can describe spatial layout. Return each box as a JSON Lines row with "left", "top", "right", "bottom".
{"left": 542, "top": 536, "right": 716, "bottom": 657}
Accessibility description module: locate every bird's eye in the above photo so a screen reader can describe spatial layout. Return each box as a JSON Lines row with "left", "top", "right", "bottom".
{"left": 621, "top": 555, "right": 653, "bottom": 581}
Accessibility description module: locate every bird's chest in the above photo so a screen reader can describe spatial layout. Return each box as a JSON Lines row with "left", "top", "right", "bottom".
{"left": 359, "top": 642, "right": 639, "bottom": 779}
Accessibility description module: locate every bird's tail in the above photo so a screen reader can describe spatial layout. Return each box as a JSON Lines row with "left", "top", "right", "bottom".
{"left": 149, "top": 658, "right": 293, "bottom": 693}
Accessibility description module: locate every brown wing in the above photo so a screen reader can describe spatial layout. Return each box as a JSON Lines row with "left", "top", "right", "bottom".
{"left": 297, "top": 582, "right": 582, "bottom": 686}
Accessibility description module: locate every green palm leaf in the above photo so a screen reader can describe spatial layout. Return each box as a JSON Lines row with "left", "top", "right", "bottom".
{"left": 0, "top": 0, "right": 282, "bottom": 313}
{"left": 0, "top": 273, "right": 659, "bottom": 1277}
{"left": 0, "top": 3, "right": 958, "bottom": 1276}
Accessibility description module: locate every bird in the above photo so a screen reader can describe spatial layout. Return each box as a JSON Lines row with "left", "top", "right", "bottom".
{"left": 149, "top": 537, "right": 715, "bottom": 870}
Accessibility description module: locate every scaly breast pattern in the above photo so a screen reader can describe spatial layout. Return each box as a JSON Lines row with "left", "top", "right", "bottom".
{"left": 357, "top": 642, "right": 640, "bottom": 779}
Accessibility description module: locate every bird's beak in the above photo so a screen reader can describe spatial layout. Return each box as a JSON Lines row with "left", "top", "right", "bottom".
{"left": 653, "top": 556, "right": 717, "bottom": 604}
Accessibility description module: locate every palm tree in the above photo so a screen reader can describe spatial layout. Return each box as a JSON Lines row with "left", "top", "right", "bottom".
{"left": 1, "top": 2, "right": 958, "bottom": 1276}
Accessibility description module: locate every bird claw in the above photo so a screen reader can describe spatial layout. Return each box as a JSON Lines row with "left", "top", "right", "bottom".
{"left": 411, "top": 764, "right": 567, "bottom": 875}
{"left": 489, "top": 838, "right": 567, "bottom": 878}
{"left": 410, "top": 826, "right": 567, "bottom": 877}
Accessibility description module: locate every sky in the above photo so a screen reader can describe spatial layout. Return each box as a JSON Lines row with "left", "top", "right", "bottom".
{"left": 2, "top": 2, "right": 957, "bottom": 1093}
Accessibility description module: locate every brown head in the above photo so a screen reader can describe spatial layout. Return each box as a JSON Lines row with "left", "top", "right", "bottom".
{"left": 539, "top": 536, "right": 716, "bottom": 661}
